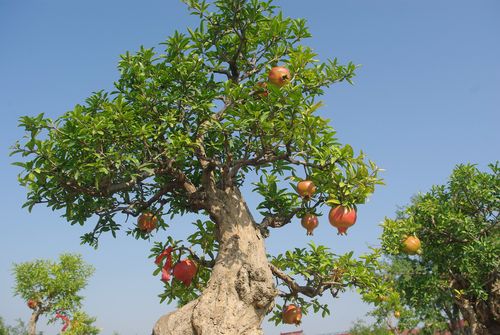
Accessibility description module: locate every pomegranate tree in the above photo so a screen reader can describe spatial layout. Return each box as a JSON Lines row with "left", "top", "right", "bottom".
{"left": 12, "top": 254, "right": 95, "bottom": 335}
{"left": 380, "top": 164, "right": 500, "bottom": 334}
{"left": 13, "top": 0, "right": 385, "bottom": 334}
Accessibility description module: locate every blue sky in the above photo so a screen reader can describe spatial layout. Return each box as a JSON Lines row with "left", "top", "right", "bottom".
{"left": 1, "top": 0, "right": 499, "bottom": 334}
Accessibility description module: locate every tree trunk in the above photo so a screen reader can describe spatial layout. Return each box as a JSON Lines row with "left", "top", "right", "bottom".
{"left": 474, "top": 273, "right": 500, "bottom": 335}
{"left": 153, "top": 189, "right": 277, "bottom": 335}
{"left": 453, "top": 273, "right": 500, "bottom": 335}
{"left": 28, "top": 311, "right": 40, "bottom": 335}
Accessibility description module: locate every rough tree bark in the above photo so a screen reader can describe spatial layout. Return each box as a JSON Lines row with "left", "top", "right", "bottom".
{"left": 28, "top": 310, "right": 40, "bottom": 335}
{"left": 153, "top": 188, "right": 277, "bottom": 335}
{"left": 474, "top": 273, "right": 500, "bottom": 335}
{"left": 455, "top": 273, "right": 500, "bottom": 335}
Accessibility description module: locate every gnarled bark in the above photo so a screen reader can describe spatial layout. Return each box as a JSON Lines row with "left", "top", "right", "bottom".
{"left": 153, "top": 189, "right": 277, "bottom": 335}
{"left": 455, "top": 273, "right": 500, "bottom": 335}
{"left": 475, "top": 273, "right": 500, "bottom": 335}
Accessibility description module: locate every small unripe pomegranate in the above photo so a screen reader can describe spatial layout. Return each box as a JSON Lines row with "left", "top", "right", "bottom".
{"left": 282, "top": 304, "right": 302, "bottom": 325}
{"left": 377, "top": 295, "right": 389, "bottom": 303}
{"left": 268, "top": 66, "right": 291, "bottom": 87}
{"left": 255, "top": 81, "right": 269, "bottom": 97}
{"left": 394, "top": 310, "right": 401, "bottom": 318}
{"left": 301, "top": 213, "right": 319, "bottom": 235}
{"left": 297, "top": 180, "right": 316, "bottom": 199}
{"left": 173, "top": 259, "right": 197, "bottom": 286}
{"left": 328, "top": 206, "right": 357, "bottom": 235}
{"left": 138, "top": 212, "right": 158, "bottom": 233}
{"left": 402, "top": 236, "right": 421, "bottom": 255}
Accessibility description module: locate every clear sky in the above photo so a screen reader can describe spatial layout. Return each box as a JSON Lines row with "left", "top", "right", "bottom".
{"left": 1, "top": 0, "right": 499, "bottom": 334}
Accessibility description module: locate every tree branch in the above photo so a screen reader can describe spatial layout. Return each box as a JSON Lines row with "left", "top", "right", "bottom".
{"left": 227, "top": 145, "right": 330, "bottom": 186}
{"left": 268, "top": 263, "right": 343, "bottom": 299}
{"left": 258, "top": 196, "right": 326, "bottom": 237}
{"left": 176, "top": 245, "right": 215, "bottom": 268}
{"left": 194, "top": 101, "right": 233, "bottom": 191}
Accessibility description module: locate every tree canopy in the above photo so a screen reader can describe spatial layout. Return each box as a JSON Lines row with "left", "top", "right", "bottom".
{"left": 12, "top": 254, "right": 95, "bottom": 335}
{"left": 63, "top": 311, "right": 100, "bottom": 335}
{"left": 380, "top": 163, "right": 500, "bottom": 334}
{"left": 12, "top": 0, "right": 387, "bottom": 333}
{"left": 12, "top": 0, "right": 381, "bottom": 246}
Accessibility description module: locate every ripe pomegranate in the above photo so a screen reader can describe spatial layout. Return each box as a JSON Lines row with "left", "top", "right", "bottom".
{"left": 402, "top": 236, "right": 421, "bottom": 255}
{"left": 282, "top": 304, "right": 302, "bottom": 325}
{"left": 138, "top": 212, "right": 158, "bottom": 233}
{"left": 172, "top": 259, "right": 197, "bottom": 286}
{"left": 328, "top": 206, "right": 357, "bottom": 235}
{"left": 27, "top": 299, "right": 38, "bottom": 309}
{"left": 268, "top": 66, "right": 291, "bottom": 87}
{"left": 301, "top": 213, "right": 319, "bottom": 235}
{"left": 297, "top": 180, "right": 316, "bottom": 199}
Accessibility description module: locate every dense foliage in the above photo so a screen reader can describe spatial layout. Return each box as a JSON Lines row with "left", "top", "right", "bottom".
{"left": 12, "top": 0, "right": 387, "bottom": 327}
{"left": 12, "top": 254, "right": 96, "bottom": 334}
{"left": 379, "top": 163, "right": 499, "bottom": 334}
{"left": 64, "top": 311, "right": 100, "bottom": 335}
{"left": 13, "top": 254, "right": 94, "bottom": 314}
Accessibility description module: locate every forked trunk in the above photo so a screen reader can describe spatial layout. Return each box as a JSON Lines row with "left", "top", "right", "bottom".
{"left": 153, "top": 189, "right": 277, "bottom": 335}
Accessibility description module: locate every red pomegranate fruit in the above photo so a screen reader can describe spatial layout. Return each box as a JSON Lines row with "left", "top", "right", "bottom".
{"left": 172, "top": 259, "right": 197, "bottom": 286}
{"left": 301, "top": 213, "right": 319, "bottom": 235}
{"left": 402, "top": 236, "right": 421, "bottom": 255}
{"left": 328, "top": 205, "right": 357, "bottom": 235}
{"left": 27, "top": 299, "right": 38, "bottom": 309}
{"left": 297, "top": 180, "right": 316, "bottom": 199}
{"left": 137, "top": 212, "right": 158, "bottom": 233}
{"left": 268, "top": 66, "right": 291, "bottom": 87}
{"left": 282, "top": 304, "right": 302, "bottom": 325}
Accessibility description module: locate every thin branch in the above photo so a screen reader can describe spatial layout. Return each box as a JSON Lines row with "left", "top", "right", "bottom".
{"left": 176, "top": 246, "right": 215, "bottom": 268}
{"left": 258, "top": 196, "right": 326, "bottom": 237}
{"left": 268, "top": 263, "right": 343, "bottom": 299}
{"left": 227, "top": 146, "right": 330, "bottom": 186}
{"left": 193, "top": 101, "right": 233, "bottom": 191}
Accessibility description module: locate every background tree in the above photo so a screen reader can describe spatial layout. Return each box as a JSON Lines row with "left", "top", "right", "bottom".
{"left": 64, "top": 311, "right": 100, "bottom": 335}
{"left": 12, "top": 0, "right": 385, "bottom": 333}
{"left": 0, "top": 317, "right": 43, "bottom": 335}
{"left": 380, "top": 163, "right": 499, "bottom": 335}
{"left": 369, "top": 257, "right": 470, "bottom": 335}
{"left": 0, "top": 317, "right": 7, "bottom": 335}
{"left": 12, "top": 254, "right": 95, "bottom": 335}
{"left": 348, "top": 319, "right": 391, "bottom": 335}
